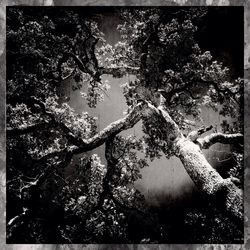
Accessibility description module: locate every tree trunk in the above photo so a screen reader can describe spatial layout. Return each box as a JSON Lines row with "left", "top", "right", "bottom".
{"left": 145, "top": 102, "right": 243, "bottom": 224}
{"left": 175, "top": 137, "right": 243, "bottom": 223}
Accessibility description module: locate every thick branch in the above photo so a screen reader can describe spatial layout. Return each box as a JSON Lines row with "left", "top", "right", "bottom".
{"left": 197, "top": 132, "right": 243, "bottom": 149}
{"left": 29, "top": 101, "right": 146, "bottom": 166}
{"left": 14, "top": 100, "right": 146, "bottom": 175}
{"left": 72, "top": 102, "right": 147, "bottom": 154}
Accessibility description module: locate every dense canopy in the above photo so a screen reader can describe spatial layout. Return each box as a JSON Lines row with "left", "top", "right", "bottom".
{"left": 6, "top": 7, "right": 243, "bottom": 243}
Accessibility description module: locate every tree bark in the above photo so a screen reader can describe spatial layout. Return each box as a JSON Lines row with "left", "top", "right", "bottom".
{"left": 144, "top": 101, "right": 243, "bottom": 224}
{"left": 197, "top": 132, "right": 243, "bottom": 149}
{"left": 175, "top": 137, "right": 243, "bottom": 223}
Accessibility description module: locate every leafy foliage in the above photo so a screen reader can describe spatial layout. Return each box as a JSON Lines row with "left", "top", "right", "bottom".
{"left": 6, "top": 7, "right": 243, "bottom": 243}
{"left": 183, "top": 202, "right": 243, "bottom": 243}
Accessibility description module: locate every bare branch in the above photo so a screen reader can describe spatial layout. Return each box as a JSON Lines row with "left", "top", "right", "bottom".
{"left": 197, "top": 132, "right": 243, "bottom": 149}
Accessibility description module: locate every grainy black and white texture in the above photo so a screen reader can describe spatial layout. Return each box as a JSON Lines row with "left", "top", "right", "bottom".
{"left": 0, "top": 0, "right": 249, "bottom": 249}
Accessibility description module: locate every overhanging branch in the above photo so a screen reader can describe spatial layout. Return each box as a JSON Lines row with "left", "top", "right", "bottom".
{"left": 10, "top": 100, "right": 147, "bottom": 169}
{"left": 197, "top": 132, "right": 243, "bottom": 149}
{"left": 72, "top": 101, "right": 147, "bottom": 154}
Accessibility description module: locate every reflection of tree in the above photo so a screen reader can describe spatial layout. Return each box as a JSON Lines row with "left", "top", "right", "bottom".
{"left": 6, "top": 7, "right": 243, "bottom": 243}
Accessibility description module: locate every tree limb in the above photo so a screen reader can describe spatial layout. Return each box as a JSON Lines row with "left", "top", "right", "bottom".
{"left": 197, "top": 132, "right": 243, "bottom": 149}
{"left": 8, "top": 98, "right": 147, "bottom": 161}
{"left": 72, "top": 101, "right": 147, "bottom": 154}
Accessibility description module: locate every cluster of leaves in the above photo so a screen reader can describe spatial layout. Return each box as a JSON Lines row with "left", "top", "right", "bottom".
{"left": 52, "top": 135, "right": 149, "bottom": 242}
{"left": 7, "top": 99, "right": 97, "bottom": 161}
{"left": 227, "top": 152, "right": 244, "bottom": 189}
{"left": 96, "top": 42, "right": 136, "bottom": 71}
{"left": 45, "top": 97, "right": 97, "bottom": 139}
{"left": 183, "top": 202, "right": 243, "bottom": 243}
{"left": 108, "top": 135, "right": 149, "bottom": 185}
{"left": 7, "top": 103, "right": 42, "bottom": 129}
{"left": 142, "top": 118, "right": 172, "bottom": 161}
{"left": 54, "top": 155, "right": 126, "bottom": 242}
{"left": 61, "top": 155, "right": 106, "bottom": 214}
{"left": 7, "top": 7, "right": 108, "bottom": 108}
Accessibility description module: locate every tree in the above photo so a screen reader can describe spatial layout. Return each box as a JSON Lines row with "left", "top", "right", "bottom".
{"left": 6, "top": 7, "right": 243, "bottom": 243}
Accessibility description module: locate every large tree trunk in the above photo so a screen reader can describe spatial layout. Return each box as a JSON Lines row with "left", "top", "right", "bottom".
{"left": 175, "top": 137, "right": 243, "bottom": 223}
{"left": 145, "top": 102, "right": 243, "bottom": 224}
